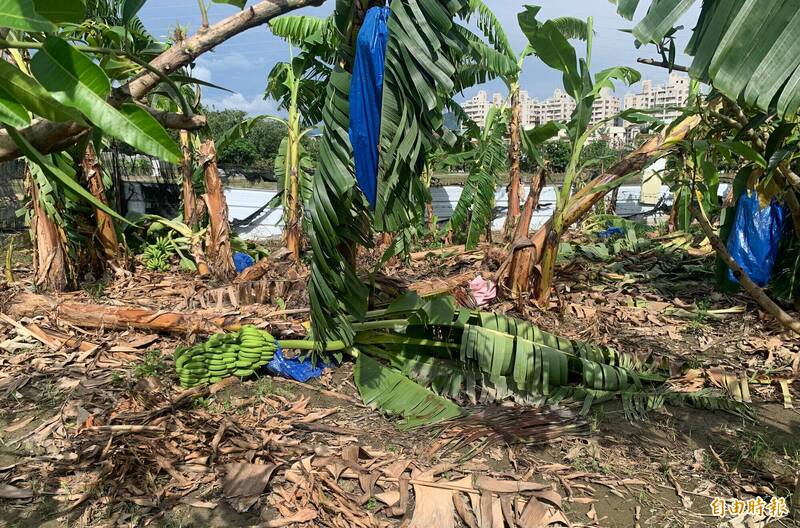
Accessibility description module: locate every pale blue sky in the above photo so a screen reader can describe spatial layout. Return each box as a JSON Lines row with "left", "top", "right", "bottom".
{"left": 138, "top": 0, "right": 700, "bottom": 115}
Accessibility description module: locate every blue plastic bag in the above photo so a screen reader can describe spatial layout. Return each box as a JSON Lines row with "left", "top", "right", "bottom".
{"left": 349, "top": 6, "right": 391, "bottom": 209}
{"left": 727, "top": 192, "right": 785, "bottom": 287}
{"left": 266, "top": 343, "right": 331, "bottom": 383}
{"left": 597, "top": 227, "right": 624, "bottom": 239}
{"left": 233, "top": 252, "right": 255, "bottom": 273}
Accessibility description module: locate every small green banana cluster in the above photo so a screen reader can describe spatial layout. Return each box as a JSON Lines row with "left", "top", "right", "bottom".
{"left": 174, "top": 326, "right": 277, "bottom": 388}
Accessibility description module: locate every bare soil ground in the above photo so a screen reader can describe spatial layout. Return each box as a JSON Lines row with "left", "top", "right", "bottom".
{"left": 0, "top": 232, "right": 798, "bottom": 528}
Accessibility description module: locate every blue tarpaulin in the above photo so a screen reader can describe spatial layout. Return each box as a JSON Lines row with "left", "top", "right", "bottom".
{"left": 349, "top": 6, "right": 391, "bottom": 209}
{"left": 727, "top": 192, "right": 785, "bottom": 287}
{"left": 267, "top": 343, "right": 331, "bottom": 383}
{"left": 233, "top": 252, "right": 255, "bottom": 273}
{"left": 597, "top": 226, "right": 624, "bottom": 239}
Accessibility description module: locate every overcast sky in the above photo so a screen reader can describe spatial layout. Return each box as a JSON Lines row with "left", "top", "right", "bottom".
{"left": 139, "top": 0, "right": 701, "bottom": 115}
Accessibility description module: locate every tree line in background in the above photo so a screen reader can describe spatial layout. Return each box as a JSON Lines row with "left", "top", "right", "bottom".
{"left": 207, "top": 110, "right": 627, "bottom": 180}
{"left": 205, "top": 108, "right": 319, "bottom": 171}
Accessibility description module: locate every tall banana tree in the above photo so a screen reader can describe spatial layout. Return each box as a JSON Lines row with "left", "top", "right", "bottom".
{"left": 266, "top": 15, "right": 335, "bottom": 262}
{"left": 300, "top": 0, "right": 511, "bottom": 345}
{"left": 465, "top": 0, "right": 588, "bottom": 239}
{"left": 265, "top": 56, "right": 316, "bottom": 262}
{"left": 495, "top": 6, "right": 642, "bottom": 305}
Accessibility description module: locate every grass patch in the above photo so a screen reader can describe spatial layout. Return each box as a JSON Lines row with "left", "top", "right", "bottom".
{"left": 132, "top": 350, "right": 167, "bottom": 379}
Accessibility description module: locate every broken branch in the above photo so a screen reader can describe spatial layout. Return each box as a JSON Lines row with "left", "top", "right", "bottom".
{"left": 0, "top": 0, "right": 325, "bottom": 161}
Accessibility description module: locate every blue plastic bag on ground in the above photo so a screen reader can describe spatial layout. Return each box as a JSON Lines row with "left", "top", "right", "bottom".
{"left": 597, "top": 226, "right": 624, "bottom": 239}
{"left": 349, "top": 6, "right": 391, "bottom": 209}
{"left": 727, "top": 192, "right": 785, "bottom": 287}
{"left": 266, "top": 343, "right": 330, "bottom": 383}
{"left": 233, "top": 252, "right": 255, "bottom": 273}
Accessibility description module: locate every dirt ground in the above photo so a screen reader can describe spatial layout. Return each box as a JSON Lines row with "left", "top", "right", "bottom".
{"left": 0, "top": 230, "right": 798, "bottom": 528}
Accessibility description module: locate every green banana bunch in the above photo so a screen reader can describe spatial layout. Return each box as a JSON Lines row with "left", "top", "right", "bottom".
{"left": 174, "top": 325, "right": 278, "bottom": 388}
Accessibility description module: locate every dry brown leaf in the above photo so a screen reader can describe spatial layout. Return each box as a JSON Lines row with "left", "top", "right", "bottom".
{"left": 3, "top": 415, "right": 35, "bottom": 433}
{"left": 124, "top": 334, "right": 160, "bottom": 348}
{"left": 408, "top": 475, "right": 461, "bottom": 528}
{"left": 0, "top": 484, "right": 34, "bottom": 499}
{"left": 517, "top": 496, "right": 548, "bottom": 527}
{"left": 179, "top": 498, "right": 217, "bottom": 509}
{"left": 475, "top": 476, "right": 549, "bottom": 494}
{"left": 453, "top": 492, "right": 479, "bottom": 528}
{"left": 260, "top": 508, "right": 318, "bottom": 527}
{"left": 374, "top": 490, "right": 400, "bottom": 507}
{"left": 223, "top": 463, "right": 278, "bottom": 513}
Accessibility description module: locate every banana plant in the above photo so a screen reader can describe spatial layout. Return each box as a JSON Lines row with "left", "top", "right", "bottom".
{"left": 611, "top": 0, "right": 800, "bottom": 119}
{"left": 300, "top": 0, "right": 476, "bottom": 346}
{"left": 143, "top": 214, "right": 210, "bottom": 275}
{"left": 263, "top": 14, "right": 342, "bottom": 262}
{"left": 264, "top": 52, "right": 322, "bottom": 262}
{"left": 464, "top": 0, "right": 588, "bottom": 239}
{"left": 0, "top": 1, "right": 208, "bottom": 290}
{"left": 299, "top": 0, "right": 535, "bottom": 345}
{"left": 447, "top": 105, "right": 509, "bottom": 249}
{"left": 515, "top": 6, "right": 641, "bottom": 304}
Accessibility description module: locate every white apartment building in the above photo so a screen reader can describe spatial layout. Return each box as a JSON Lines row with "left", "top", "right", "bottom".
{"left": 591, "top": 87, "right": 621, "bottom": 126}
{"left": 462, "top": 87, "right": 622, "bottom": 130}
{"left": 624, "top": 72, "right": 690, "bottom": 122}
{"left": 540, "top": 89, "right": 576, "bottom": 124}
{"left": 464, "top": 90, "right": 535, "bottom": 129}
{"left": 462, "top": 90, "right": 492, "bottom": 128}
{"left": 461, "top": 85, "right": 628, "bottom": 143}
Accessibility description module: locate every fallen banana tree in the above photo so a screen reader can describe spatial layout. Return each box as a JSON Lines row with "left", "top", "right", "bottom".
{"left": 6, "top": 292, "right": 247, "bottom": 334}
{"left": 176, "top": 292, "right": 750, "bottom": 429}
{"left": 496, "top": 115, "right": 701, "bottom": 304}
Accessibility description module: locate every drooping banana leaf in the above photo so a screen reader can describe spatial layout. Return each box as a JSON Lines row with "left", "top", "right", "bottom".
{"left": 269, "top": 15, "right": 331, "bottom": 48}
{"left": 375, "top": 0, "right": 471, "bottom": 235}
{"left": 610, "top": 0, "right": 800, "bottom": 117}
{"left": 305, "top": 0, "right": 371, "bottom": 347}
{"left": 362, "top": 323, "right": 653, "bottom": 406}
{"left": 446, "top": 105, "right": 509, "bottom": 249}
{"left": 353, "top": 352, "right": 464, "bottom": 429}
{"left": 353, "top": 295, "right": 755, "bottom": 419}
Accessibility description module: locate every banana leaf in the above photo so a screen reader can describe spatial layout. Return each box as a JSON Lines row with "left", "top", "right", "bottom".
{"left": 353, "top": 353, "right": 464, "bottom": 429}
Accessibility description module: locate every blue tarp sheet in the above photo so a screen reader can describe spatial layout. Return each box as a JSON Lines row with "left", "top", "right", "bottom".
{"left": 349, "top": 6, "right": 391, "bottom": 209}
{"left": 233, "top": 252, "right": 255, "bottom": 273}
{"left": 267, "top": 343, "right": 331, "bottom": 383}
{"left": 727, "top": 192, "right": 785, "bottom": 287}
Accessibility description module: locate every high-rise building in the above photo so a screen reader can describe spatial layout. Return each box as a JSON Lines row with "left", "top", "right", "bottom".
{"left": 521, "top": 88, "right": 622, "bottom": 128}
{"left": 460, "top": 86, "right": 623, "bottom": 130}
{"left": 462, "top": 90, "right": 491, "bottom": 128}
{"left": 591, "top": 87, "right": 622, "bottom": 126}
{"left": 525, "top": 95, "right": 544, "bottom": 127}
{"left": 541, "top": 89, "right": 577, "bottom": 123}
{"left": 623, "top": 72, "right": 690, "bottom": 122}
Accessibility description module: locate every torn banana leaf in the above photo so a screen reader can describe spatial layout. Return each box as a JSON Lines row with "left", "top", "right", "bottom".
{"left": 354, "top": 353, "right": 464, "bottom": 430}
